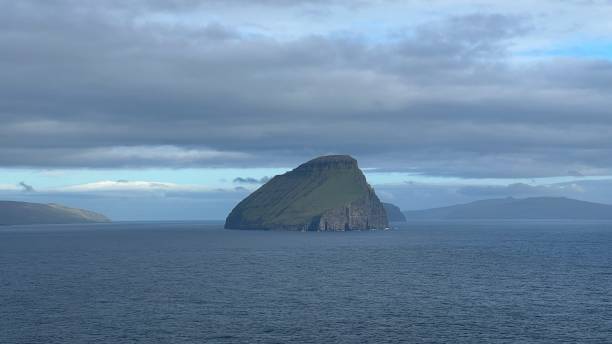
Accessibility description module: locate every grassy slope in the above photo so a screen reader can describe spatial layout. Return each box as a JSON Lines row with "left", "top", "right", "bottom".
{"left": 48, "top": 203, "right": 110, "bottom": 222}
{"left": 234, "top": 167, "right": 368, "bottom": 226}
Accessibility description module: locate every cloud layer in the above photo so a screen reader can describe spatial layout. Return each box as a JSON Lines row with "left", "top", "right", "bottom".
{"left": 2, "top": 1, "right": 612, "bottom": 178}
{"left": 4, "top": 176, "right": 612, "bottom": 220}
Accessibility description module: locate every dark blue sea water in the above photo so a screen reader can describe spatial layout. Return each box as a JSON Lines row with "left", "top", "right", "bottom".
{"left": 1, "top": 220, "right": 612, "bottom": 343}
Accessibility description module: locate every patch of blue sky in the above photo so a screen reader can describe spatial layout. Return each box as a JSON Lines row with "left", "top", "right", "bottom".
{"left": 518, "top": 40, "right": 612, "bottom": 60}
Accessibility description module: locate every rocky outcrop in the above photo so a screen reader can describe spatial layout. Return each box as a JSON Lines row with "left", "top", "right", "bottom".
{"left": 382, "top": 203, "right": 407, "bottom": 222}
{"left": 315, "top": 188, "right": 388, "bottom": 231}
{"left": 225, "top": 155, "right": 389, "bottom": 231}
{"left": 0, "top": 201, "right": 110, "bottom": 225}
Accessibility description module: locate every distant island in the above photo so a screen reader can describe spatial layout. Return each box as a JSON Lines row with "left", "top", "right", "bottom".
{"left": 403, "top": 197, "right": 612, "bottom": 220}
{"left": 225, "top": 155, "right": 389, "bottom": 231}
{"left": 382, "top": 203, "right": 407, "bottom": 222}
{"left": 0, "top": 201, "right": 110, "bottom": 225}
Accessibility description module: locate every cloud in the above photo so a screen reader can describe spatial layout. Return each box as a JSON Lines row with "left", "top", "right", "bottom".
{"left": 18, "top": 182, "right": 35, "bottom": 192}
{"left": 61, "top": 180, "right": 177, "bottom": 192}
{"left": 0, "top": 146, "right": 251, "bottom": 168}
{"left": 1, "top": 2, "right": 612, "bottom": 178}
{"left": 457, "top": 182, "right": 584, "bottom": 197}
{"left": 3, "top": 176, "right": 612, "bottom": 219}
{"left": 0, "top": 184, "right": 19, "bottom": 191}
{"left": 0, "top": 179, "right": 250, "bottom": 221}
{"left": 233, "top": 176, "right": 270, "bottom": 184}
{"left": 0, "top": 179, "right": 256, "bottom": 205}
{"left": 567, "top": 170, "right": 585, "bottom": 177}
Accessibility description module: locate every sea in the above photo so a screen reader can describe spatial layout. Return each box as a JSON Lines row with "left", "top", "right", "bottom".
{"left": 1, "top": 220, "right": 611, "bottom": 343}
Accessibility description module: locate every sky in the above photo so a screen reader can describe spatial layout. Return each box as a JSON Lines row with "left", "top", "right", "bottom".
{"left": 2, "top": 0, "right": 612, "bottom": 220}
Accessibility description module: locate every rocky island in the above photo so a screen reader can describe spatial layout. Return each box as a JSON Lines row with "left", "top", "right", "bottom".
{"left": 225, "top": 155, "right": 389, "bottom": 231}
{"left": 0, "top": 201, "right": 110, "bottom": 225}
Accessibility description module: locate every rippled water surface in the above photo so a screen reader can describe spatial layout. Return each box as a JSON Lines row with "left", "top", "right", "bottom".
{"left": 2, "top": 220, "right": 612, "bottom": 343}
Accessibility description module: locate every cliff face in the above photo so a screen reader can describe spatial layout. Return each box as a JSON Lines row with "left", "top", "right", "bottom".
{"left": 0, "top": 201, "right": 110, "bottom": 225}
{"left": 225, "top": 155, "right": 389, "bottom": 231}
{"left": 382, "top": 203, "right": 407, "bottom": 222}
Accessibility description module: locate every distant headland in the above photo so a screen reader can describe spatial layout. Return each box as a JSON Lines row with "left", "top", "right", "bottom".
{"left": 0, "top": 201, "right": 110, "bottom": 226}
{"left": 403, "top": 197, "right": 612, "bottom": 220}
{"left": 225, "top": 155, "right": 389, "bottom": 231}
{"left": 382, "top": 203, "right": 407, "bottom": 222}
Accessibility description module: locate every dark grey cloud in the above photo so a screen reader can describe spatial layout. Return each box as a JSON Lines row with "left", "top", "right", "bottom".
{"left": 1, "top": 1, "right": 612, "bottom": 178}
{"left": 233, "top": 176, "right": 271, "bottom": 184}
{"left": 18, "top": 182, "right": 35, "bottom": 193}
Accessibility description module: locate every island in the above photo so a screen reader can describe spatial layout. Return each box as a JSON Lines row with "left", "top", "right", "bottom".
{"left": 0, "top": 201, "right": 110, "bottom": 225}
{"left": 225, "top": 155, "right": 389, "bottom": 231}
{"left": 403, "top": 197, "right": 612, "bottom": 220}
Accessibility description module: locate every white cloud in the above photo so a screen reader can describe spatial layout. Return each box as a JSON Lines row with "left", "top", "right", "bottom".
{"left": 0, "top": 184, "right": 19, "bottom": 191}
{"left": 60, "top": 180, "right": 183, "bottom": 192}
{"left": 32, "top": 179, "right": 257, "bottom": 198}
{"left": 71, "top": 146, "right": 251, "bottom": 166}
